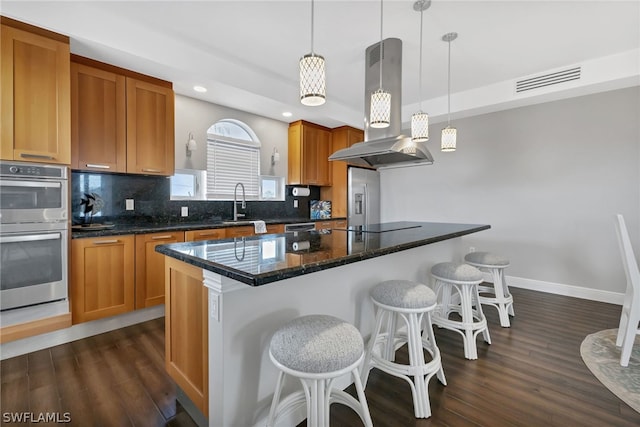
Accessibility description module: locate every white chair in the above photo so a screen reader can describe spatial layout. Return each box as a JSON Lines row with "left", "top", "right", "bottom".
{"left": 464, "top": 251, "right": 514, "bottom": 327}
{"left": 361, "top": 280, "right": 446, "bottom": 418}
{"left": 267, "top": 314, "right": 373, "bottom": 427}
{"left": 614, "top": 214, "right": 640, "bottom": 367}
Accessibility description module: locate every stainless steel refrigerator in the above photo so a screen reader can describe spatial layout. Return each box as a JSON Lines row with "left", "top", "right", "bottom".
{"left": 348, "top": 167, "right": 380, "bottom": 228}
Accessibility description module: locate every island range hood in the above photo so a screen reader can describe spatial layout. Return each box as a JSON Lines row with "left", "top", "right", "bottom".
{"left": 329, "top": 38, "right": 434, "bottom": 169}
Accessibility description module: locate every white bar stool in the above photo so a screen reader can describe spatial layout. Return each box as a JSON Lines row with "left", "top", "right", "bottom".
{"left": 361, "top": 280, "right": 446, "bottom": 418}
{"left": 431, "top": 262, "right": 491, "bottom": 360}
{"left": 267, "top": 314, "right": 373, "bottom": 427}
{"left": 464, "top": 251, "right": 514, "bottom": 327}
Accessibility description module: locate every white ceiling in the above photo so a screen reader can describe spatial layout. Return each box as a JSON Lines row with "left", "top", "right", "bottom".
{"left": 4, "top": 1, "right": 639, "bottom": 129}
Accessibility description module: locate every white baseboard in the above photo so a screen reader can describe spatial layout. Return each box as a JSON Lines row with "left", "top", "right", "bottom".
{"left": 0, "top": 305, "right": 165, "bottom": 360}
{"left": 504, "top": 274, "right": 624, "bottom": 305}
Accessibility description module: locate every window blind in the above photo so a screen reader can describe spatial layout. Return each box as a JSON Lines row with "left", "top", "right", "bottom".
{"left": 206, "top": 139, "right": 260, "bottom": 200}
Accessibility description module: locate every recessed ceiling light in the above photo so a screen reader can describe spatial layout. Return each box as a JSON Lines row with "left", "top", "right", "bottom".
{"left": 193, "top": 85, "right": 207, "bottom": 93}
{"left": 282, "top": 112, "right": 293, "bottom": 117}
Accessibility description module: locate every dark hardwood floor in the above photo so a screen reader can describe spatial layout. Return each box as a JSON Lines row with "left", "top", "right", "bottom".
{"left": 2, "top": 287, "right": 639, "bottom": 426}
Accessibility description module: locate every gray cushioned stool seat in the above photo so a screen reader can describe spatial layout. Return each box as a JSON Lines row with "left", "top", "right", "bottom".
{"left": 371, "top": 280, "right": 437, "bottom": 309}
{"left": 431, "top": 262, "right": 483, "bottom": 282}
{"left": 269, "top": 314, "right": 364, "bottom": 374}
{"left": 464, "top": 251, "right": 509, "bottom": 267}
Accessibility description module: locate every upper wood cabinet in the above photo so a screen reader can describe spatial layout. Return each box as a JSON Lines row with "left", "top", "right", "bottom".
{"left": 71, "top": 62, "right": 126, "bottom": 172}
{"left": 1, "top": 19, "right": 71, "bottom": 164}
{"left": 126, "top": 77, "right": 175, "bottom": 176}
{"left": 70, "top": 55, "right": 175, "bottom": 176}
{"left": 288, "top": 121, "right": 332, "bottom": 186}
{"left": 135, "top": 231, "right": 184, "bottom": 309}
{"left": 320, "top": 126, "right": 364, "bottom": 218}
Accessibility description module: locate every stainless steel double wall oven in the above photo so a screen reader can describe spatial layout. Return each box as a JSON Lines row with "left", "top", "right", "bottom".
{"left": 0, "top": 161, "right": 69, "bottom": 313}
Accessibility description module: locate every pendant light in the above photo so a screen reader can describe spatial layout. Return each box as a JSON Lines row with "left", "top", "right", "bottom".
{"left": 300, "top": 0, "right": 326, "bottom": 106}
{"left": 411, "top": 0, "right": 431, "bottom": 143}
{"left": 370, "top": 0, "right": 390, "bottom": 128}
{"left": 441, "top": 32, "right": 458, "bottom": 151}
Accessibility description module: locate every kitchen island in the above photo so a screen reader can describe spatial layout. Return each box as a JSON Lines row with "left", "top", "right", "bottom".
{"left": 156, "top": 221, "right": 489, "bottom": 427}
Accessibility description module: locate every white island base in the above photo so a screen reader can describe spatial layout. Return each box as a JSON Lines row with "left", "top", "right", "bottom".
{"left": 164, "top": 236, "right": 463, "bottom": 427}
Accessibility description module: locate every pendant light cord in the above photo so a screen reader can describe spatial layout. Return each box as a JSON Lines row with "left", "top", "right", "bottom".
{"left": 379, "top": 0, "right": 384, "bottom": 89}
{"left": 310, "top": 0, "right": 315, "bottom": 55}
{"left": 418, "top": 9, "right": 424, "bottom": 111}
{"left": 447, "top": 38, "right": 451, "bottom": 126}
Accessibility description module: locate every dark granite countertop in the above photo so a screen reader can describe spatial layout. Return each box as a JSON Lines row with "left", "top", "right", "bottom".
{"left": 71, "top": 217, "right": 346, "bottom": 239}
{"left": 155, "top": 221, "right": 490, "bottom": 286}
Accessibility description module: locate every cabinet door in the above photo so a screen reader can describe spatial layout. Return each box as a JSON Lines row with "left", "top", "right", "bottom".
{"left": 135, "top": 231, "right": 184, "bottom": 309}
{"left": 71, "top": 235, "right": 135, "bottom": 324}
{"left": 1, "top": 25, "right": 70, "bottom": 164}
{"left": 302, "top": 125, "right": 320, "bottom": 185}
{"left": 126, "top": 77, "right": 175, "bottom": 176}
{"left": 71, "top": 63, "right": 126, "bottom": 172}
{"left": 315, "top": 128, "right": 332, "bottom": 186}
{"left": 185, "top": 228, "right": 227, "bottom": 242}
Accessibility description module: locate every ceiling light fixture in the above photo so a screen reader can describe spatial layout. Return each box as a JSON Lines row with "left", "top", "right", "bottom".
{"left": 441, "top": 32, "right": 458, "bottom": 152}
{"left": 370, "top": 0, "right": 391, "bottom": 129}
{"left": 411, "top": 0, "right": 431, "bottom": 143}
{"left": 193, "top": 85, "right": 207, "bottom": 93}
{"left": 282, "top": 111, "right": 293, "bottom": 118}
{"left": 299, "top": 0, "right": 326, "bottom": 106}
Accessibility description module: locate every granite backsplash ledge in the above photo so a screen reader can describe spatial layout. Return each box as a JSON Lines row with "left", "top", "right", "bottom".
{"left": 72, "top": 171, "right": 321, "bottom": 225}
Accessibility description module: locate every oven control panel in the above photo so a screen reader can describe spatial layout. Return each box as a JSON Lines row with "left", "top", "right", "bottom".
{"left": 0, "top": 161, "right": 66, "bottom": 179}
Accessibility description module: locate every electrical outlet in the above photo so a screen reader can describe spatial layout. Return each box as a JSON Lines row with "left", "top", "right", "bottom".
{"left": 125, "top": 199, "right": 134, "bottom": 210}
{"left": 181, "top": 206, "right": 188, "bottom": 217}
{"left": 469, "top": 246, "right": 476, "bottom": 253}
{"left": 293, "top": 199, "right": 298, "bottom": 208}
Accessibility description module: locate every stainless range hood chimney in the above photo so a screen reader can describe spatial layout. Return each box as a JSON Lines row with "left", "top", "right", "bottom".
{"left": 329, "top": 38, "right": 434, "bottom": 169}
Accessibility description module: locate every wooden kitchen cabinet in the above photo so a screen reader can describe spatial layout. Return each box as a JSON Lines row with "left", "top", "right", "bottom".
{"left": 70, "top": 55, "right": 175, "bottom": 176}
{"left": 321, "top": 126, "right": 364, "bottom": 218}
{"left": 165, "top": 257, "right": 208, "bottom": 416}
{"left": 225, "top": 226, "right": 255, "bottom": 238}
{"left": 1, "top": 18, "right": 70, "bottom": 164}
{"left": 185, "top": 228, "right": 227, "bottom": 242}
{"left": 71, "top": 61, "right": 127, "bottom": 172}
{"left": 135, "top": 231, "right": 184, "bottom": 309}
{"left": 126, "top": 77, "right": 175, "bottom": 176}
{"left": 288, "top": 120, "right": 332, "bottom": 186}
{"left": 266, "top": 223, "right": 285, "bottom": 234}
{"left": 71, "top": 235, "right": 135, "bottom": 324}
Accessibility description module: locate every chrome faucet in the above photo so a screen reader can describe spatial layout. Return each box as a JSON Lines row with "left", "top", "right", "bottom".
{"left": 233, "top": 182, "right": 246, "bottom": 221}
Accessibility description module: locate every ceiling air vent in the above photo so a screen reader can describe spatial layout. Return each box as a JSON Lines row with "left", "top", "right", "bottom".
{"left": 516, "top": 67, "right": 581, "bottom": 93}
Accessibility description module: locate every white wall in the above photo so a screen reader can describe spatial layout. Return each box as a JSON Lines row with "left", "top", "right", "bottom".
{"left": 174, "top": 94, "right": 289, "bottom": 179}
{"left": 381, "top": 87, "right": 640, "bottom": 295}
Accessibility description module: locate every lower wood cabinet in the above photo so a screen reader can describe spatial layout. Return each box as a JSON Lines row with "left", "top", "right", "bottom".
{"left": 164, "top": 257, "right": 208, "bottom": 416}
{"left": 185, "top": 228, "right": 226, "bottom": 242}
{"left": 266, "top": 224, "right": 285, "bottom": 234}
{"left": 225, "top": 226, "right": 255, "bottom": 238}
{"left": 135, "top": 231, "right": 184, "bottom": 309}
{"left": 71, "top": 235, "right": 135, "bottom": 324}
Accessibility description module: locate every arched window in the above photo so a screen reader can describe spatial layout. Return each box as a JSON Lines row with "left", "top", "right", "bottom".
{"left": 206, "top": 120, "right": 261, "bottom": 200}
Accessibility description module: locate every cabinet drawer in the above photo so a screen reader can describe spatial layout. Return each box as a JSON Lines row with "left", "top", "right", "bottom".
{"left": 185, "top": 228, "right": 226, "bottom": 242}
{"left": 225, "top": 226, "right": 254, "bottom": 238}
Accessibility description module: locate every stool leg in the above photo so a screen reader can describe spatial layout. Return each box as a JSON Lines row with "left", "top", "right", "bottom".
{"left": 351, "top": 367, "right": 374, "bottom": 427}
{"left": 472, "top": 283, "right": 491, "bottom": 345}
{"left": 458, "top": 284, "right": 478, "bottom": 360}
{"left": 423, "top": 312, "right": 446, "bottom": 386}
{"left": 361, "top": 306, "right": 385, "bottom": 388}
{"left": 384, "top": 311, "right": 398, "bottom": 362}
{"left": 300, "top": 378, "right": 329, "bottom": 427}
{"left": 435, "top": 280, "right": 453, "bottom": 321}
{"left": 406, "top": 312, "right": 432, "bottom": 418}
{"left": 267, "top": 371, "right": 286, "bottom": 427}
{"left": 490, "top": 267, "right": 511, "bottom": 327}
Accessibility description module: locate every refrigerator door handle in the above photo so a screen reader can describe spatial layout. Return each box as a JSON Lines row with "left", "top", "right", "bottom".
{"left": 363, "top": 184, "right": 368, "bottom": 226}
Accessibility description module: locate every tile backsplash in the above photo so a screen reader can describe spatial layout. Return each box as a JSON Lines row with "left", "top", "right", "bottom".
{"left": 72, "top": 172, "right": 321, "bottom": 225}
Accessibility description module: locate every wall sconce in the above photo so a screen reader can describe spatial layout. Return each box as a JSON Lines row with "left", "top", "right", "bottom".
{"left": 186, "top": 132, "right": 197, "bottom": 157}
{"left": 271, "top": 148, "right": 280, "bottom": 166}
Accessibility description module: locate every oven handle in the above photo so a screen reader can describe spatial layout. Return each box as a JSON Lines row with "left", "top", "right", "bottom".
{"left": 0, "top": 233, "right": 61, "bottom": 243}
{"left": 0, "top": 180, "right": 61, "bottom": 188}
